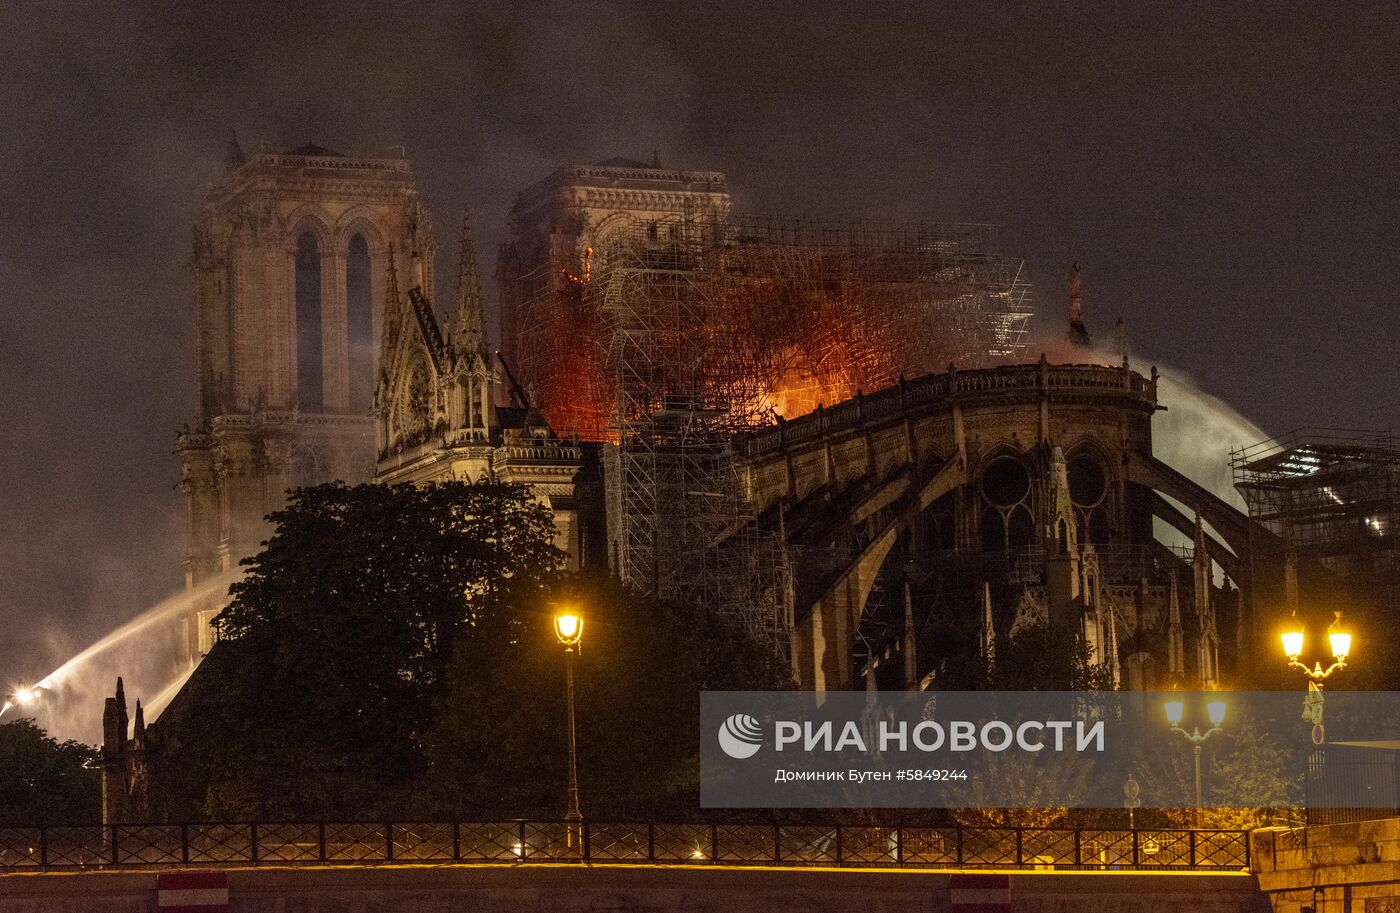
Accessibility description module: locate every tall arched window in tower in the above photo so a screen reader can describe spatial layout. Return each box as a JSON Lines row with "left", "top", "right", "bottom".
{"left": 346, "top": 234, "right": 374, "bottom": 412}
{"left": 295, "top": 232, "right": 323, "bottom": 410}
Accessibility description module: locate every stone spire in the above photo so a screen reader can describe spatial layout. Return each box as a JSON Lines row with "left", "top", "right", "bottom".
{"left": 114, "top": 676, "right": 128, "bottom": 737}
{"left": 380, "top": 246, "right": 404, "bottom": 369}
{"left": 1046, "top": 445, "right": 1078, "bottom": 556}
{"left": 1068, "top": 261, "right": 1092, "bottom": 348}
{"left": 1192, "top": 511, "right": 1212, "bottom": 613}
{"left": 450, "top": 209, "right": 488, "bottom": 360}
{"left": 1167, "top": 571, "right": 1185, "bottom": 681}
{"left": 1105, "top": 607, "right": 1121, "bottom": 687}
{"left": 102, "top": 677, "right": 128, "bottom": 755}
{"left": 979, "top": 580, "right": 996, "bottom": 672}
{"left": 1192, "top": 511, "right": 1218, "bottom": 685}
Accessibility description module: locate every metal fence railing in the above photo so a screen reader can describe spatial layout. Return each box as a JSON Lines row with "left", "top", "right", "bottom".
{"left": 0, "top": 821, "right": 1250, "bottom": 871}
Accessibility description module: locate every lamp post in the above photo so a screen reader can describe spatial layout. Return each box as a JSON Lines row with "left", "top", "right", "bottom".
{"left": 1165, "top": 696, "right": 1227, "bottom": 822}
{"left": 553, "top": 609, "right": 584, "bottom": 844}
{"left": 1281, "top": 611, "right": 1352, "bottom": 745}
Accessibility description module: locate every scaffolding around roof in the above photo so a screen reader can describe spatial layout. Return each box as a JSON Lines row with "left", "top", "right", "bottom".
{"left": 512, "top": 211, "right": 1034, "bottom": 443}
{"left": 1231, "top": 429, "right": 1400, "bottom": 605}
{"left": 595, "top": 216, "right": 790, "bottom": 653}
{"left": 517, "top": 211, "right": 1034, "bottom": 657}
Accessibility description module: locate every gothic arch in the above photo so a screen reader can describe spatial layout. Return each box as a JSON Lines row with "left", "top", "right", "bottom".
{"left": 342, "top": 228, "right": 380, "bottom": 414}
{"left": 1063, "top": 440, "right": 1118, "bottom": 544}
{"left": 293, "top": 230, "right": 325, "bottom": 409}
{"left": 389, "top": 348, "right": 437, "bottom": 450}
{"left": 334, "top": 210, "right": 388, "bottom": 254}
{"left": 799, "top": 455, "right": 968, "bottom": 689}
{"left": 284, "top": 210, "right": 333, "bottom": 248}
{"left": 584, "top": 211, "right": 676, "bottom": 267}
{"left": 976, "top": 446, "right": 1034, "bottom": 553}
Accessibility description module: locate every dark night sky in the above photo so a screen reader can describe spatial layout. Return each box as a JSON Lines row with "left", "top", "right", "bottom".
{"left": 1, "top": 2, "right": 1397, "bottom": 692}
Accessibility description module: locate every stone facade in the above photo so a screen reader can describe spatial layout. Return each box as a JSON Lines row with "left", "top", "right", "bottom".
{"left": 736, "top": 359, "right": 1258, "bottom": 691}
{"left": 1254, "top": 820, "right": 1400, "bottom": 911}
{"left": 99, "top": 678, "right": 147, "bottom": 824}
{"left": 175, "top": 141, "right": 432, "bottom": 657}
{"left": 372, "top": 215, "right": 582, "bottom": 568}
{"left": 495, "top": 157, "right": 731, "bottom": 439}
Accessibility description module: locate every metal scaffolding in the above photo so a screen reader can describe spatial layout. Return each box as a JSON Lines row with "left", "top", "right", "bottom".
{"left": 518, "top": 212, "right": 1034, "bottom": 655}
{"left": 514, "top": 212, "right": 1033, "bottom": 442}
{"left": 594, "top": 217, "right": 791, "bottom": 652}
{"left": 1231, "top": 429, "right": 1400, "bottom": 606}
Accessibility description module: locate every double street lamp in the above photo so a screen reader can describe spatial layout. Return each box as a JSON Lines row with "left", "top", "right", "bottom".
{"left": 553, "top": 608, "right": 584, "bottom": 841}
{"left": 1164, "top": 696, "right": 1227, "bottom": 820}
{"left": 1281, "top": 611, "right": 1353, "bottom": 745}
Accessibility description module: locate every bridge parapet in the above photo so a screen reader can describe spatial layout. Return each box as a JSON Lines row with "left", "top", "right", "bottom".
{"left": 0, "top": 863, "right": 1265, "bottom": 913}
{"left": 1254, "top": 819, "right": 1400, "bottom": 910}
{"left": 0, "top": 820, "right": 1247, "bottom": 872}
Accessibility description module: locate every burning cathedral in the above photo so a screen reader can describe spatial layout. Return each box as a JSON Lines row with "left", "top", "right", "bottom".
{"left": 98, "top": 139, "right": 1282, "bottom": 821}
{"left": 167, "top": 141, "right": 1267, "bottom": 693}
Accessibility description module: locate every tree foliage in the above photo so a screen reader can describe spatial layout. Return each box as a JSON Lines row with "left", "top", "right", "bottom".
{"left": 165, "top": 481, "right": 790, "bottom": 820}
{"left": 935, "top": 620, "right": 1117, "bottom": 691}
{"left": 0, "top": 718, "right": 99, "bottom": 823}
{"left": 988, "top": 622, "right": 1118, "bottom": 691}
{"left": 421, "top": 573, "right": 792, "bottom": 818}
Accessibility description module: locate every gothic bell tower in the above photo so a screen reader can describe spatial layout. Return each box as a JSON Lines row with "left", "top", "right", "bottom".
{"left": 176, "top": 139, "right": 432, "bottom": 657}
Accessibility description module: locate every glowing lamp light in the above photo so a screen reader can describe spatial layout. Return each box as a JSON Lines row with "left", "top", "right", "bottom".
{"left": 12, "top": 687, "right": 36, "bottom": 706}
{"left": 1164, "top": 699, "right": 1185, "bottom": 726}
{"left": 554, "top": 612, "right": 583, "bottom": 647}
{"left": 1330, "top": 629, "right": 1353, "bottom": 661}
{"left": 1207, "top": 699, "right": 1227, "bottom": 726}
{"left": 1282, "top": 629, "right": 1305, "bottom": 660}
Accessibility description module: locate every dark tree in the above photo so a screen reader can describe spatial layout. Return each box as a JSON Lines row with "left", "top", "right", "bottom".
{"left": 421, "top": 573, "right": 793, "bottom": 818}
{"left": 176, "top": 480, "right": 564, "bottom": 819}
{"left": 933, "top": 620, "right": 1117, "bottom": 691}
{"left": 0, "top": 719, "right": 99, "bottom": 824}
{"left": 988, "top": 621, "right": 1118, "bottom": 691}
{"left": 165, "top": 480, "right": 791, "bottom": 820}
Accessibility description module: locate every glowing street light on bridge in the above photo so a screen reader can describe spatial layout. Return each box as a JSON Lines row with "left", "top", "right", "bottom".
{"left": 554, "top": 612, "right": 582, "bottom": 647}
{"left": 553, "top": 604, "right": 584, "bottom": 846}
{"left": 1165, "top": 695, "right": 1226, "bottom": 821}
{"left": 1282, "top": 611, "right": 1353, "bottom": 744}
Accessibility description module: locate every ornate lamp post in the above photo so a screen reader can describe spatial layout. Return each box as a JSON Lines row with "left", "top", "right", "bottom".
{"left": 553, "top": 608, "right": 584, "bottom": 843}
{"left": 1282, "top": 611, "right": 1352, "bottom": 744}
{"left": 1165, "top": 696, "right": 1227, "bottom": 820}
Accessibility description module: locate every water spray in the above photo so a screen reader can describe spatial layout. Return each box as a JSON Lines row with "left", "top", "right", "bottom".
{"left": 0, "top": 568, "right": 241, "bottom": 735}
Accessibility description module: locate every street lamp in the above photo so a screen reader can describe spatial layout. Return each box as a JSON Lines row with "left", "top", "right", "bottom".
{"left": 553, "top": 607, "right": 584, "bottom": 843}
{"left": 1165, "top": 696, "right": 1227, "bottom": 821}
{"left": 1281, "top": 611, "right": 1353, "bottom": 745}
{"left": 1282, "top": 611, "right": 1351, "bottom": 682}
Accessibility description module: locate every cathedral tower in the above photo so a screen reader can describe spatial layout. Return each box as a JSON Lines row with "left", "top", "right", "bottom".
{"left": 495, "top": 158, "right": 730, "bottom": 438}
{"left": 176, "top": 141, "right": 432, "bottom": 655}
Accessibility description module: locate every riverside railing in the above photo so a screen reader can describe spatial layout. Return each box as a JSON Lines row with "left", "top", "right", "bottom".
{"left": 0, "top": 821, "right": 1249, "bottom": 871}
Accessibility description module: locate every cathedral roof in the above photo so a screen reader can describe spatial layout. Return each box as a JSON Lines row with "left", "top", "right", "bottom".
{"left": 286, "top": 142, "right": 345, "bottom": 157}
{"left": 593, "top": 156, "right": 654, "bottom": 168}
